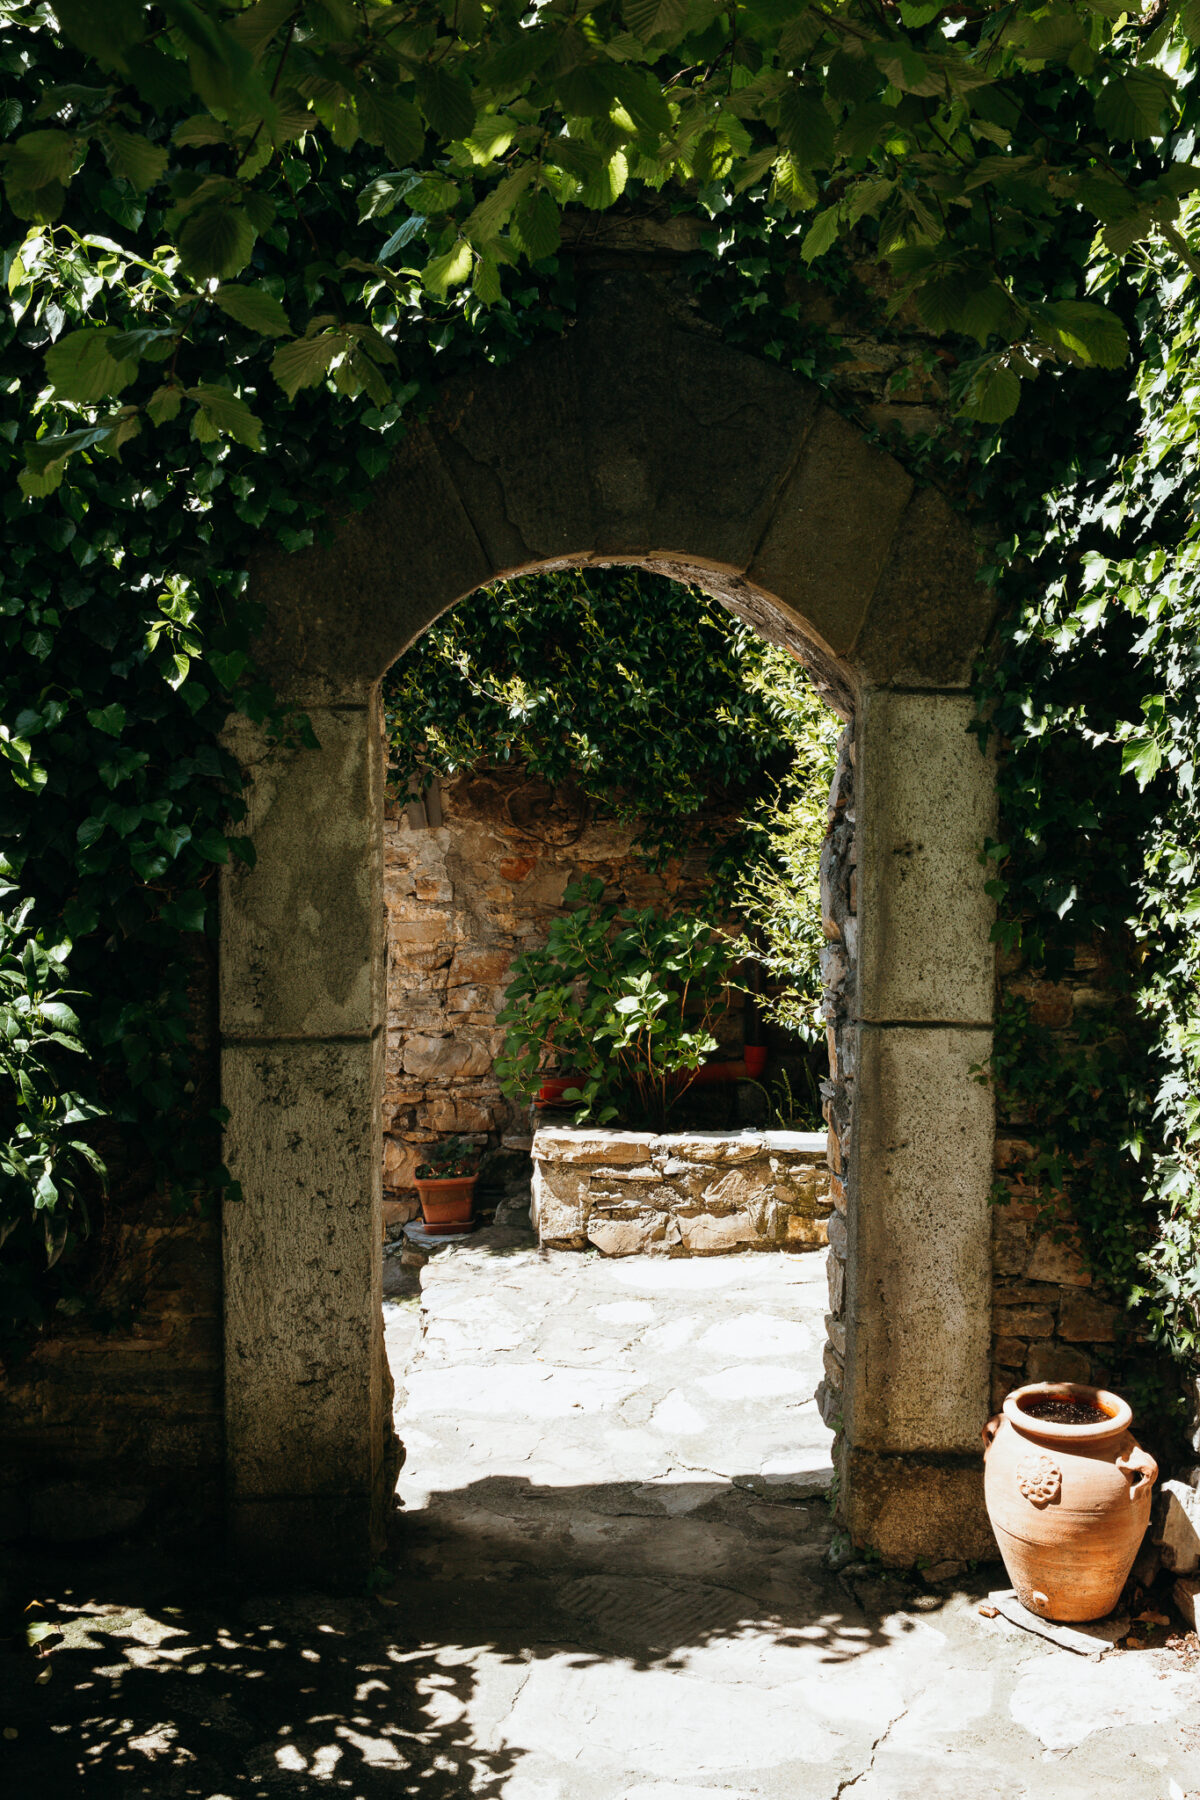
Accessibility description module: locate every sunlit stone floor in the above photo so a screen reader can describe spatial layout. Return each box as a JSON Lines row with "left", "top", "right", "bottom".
{"left": 2, "top": 1230, "right": 1197, "bottom": 1798}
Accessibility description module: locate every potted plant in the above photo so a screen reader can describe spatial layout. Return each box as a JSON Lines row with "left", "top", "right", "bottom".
{"left": 414, "top": 1135, "right": 479, "bottom": 1237}
{"left": 494, "top": 880, "right": 739, "bottom": 1131}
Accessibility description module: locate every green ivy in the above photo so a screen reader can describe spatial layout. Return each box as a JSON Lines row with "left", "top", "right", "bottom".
{"left": 384, "top": 563, "right": 832, "bottom": 894}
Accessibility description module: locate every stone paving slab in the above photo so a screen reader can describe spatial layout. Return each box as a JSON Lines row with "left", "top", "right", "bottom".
{"left": 2, "top": 1229, "right": 1197, "bottom": 1797}
{"left": 386, "top": 1227, "right": 1200, "bottom": 1800}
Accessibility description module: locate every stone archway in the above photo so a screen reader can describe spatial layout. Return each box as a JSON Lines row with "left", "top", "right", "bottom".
{"left": 220, "top": 270, "right": 998, "bottom": 1577}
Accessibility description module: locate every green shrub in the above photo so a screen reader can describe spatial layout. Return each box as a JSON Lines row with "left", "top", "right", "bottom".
{"left": 495, "top": 881, "right": 738, "bottom": 1131}
{"left": 0, "top": 898, "right": 105, "bottom": 1276}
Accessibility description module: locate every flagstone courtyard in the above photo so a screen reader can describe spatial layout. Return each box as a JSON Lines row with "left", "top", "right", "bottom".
{"left": 4, "top": 1227, "right": 1199, "bottom": 1798}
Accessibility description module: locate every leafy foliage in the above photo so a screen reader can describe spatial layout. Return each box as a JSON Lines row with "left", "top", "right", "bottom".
{"left": 974, "top": 184, "right": 1200, "bottom": 1410}
{"left": 385, "top": 564, "right": 827, "bottom": 888}
{"left": 414, "top": 1135, "right": 478, "bottom": 1179}
{"left": 0, "top": 12, "right": 578, "bottom": 1334}
{"left": 735, "top": 686, "right": 839, "bottom": 1045}
{"left": 13, "top": 0, "right": 1200, "bottom": 479}
{"left": 3, "top": 0, "right": 1200, "bottom": 1447}
{"left": 0, "top": 899, "right": 104, "bottom": 1285}
{"left": 495, "top": 879, "right": 738, "bottom": 1130}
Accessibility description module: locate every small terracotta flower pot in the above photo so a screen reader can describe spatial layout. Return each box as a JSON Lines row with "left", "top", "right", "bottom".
{"left": 414, "top": 1175, "right": 477, "bottom": 1237}
{"left": 983, "top": 1381, "right": 1157, "bottom": 1622}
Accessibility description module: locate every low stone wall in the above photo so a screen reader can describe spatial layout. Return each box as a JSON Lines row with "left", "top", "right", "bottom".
{"left": 530, "top": 1124, "right": 831, "bottom": 1256}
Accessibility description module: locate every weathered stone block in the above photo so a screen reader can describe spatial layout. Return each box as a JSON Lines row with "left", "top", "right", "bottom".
{"left": 850, "top": 484, "right": 993, "bottom": 689}
{"left": 841, "top": 1448, "right": 994, "bottom": 1565}
{"left": 220, "top": 705, "right": 384, "bottom": 1041}
{"left": 992, "top": 1304, "right": 1055, "bottom": 1339}
{"left": 1153, "top": 1480, "right": 1200, "bottom": 1574}
{"left": 992, "top": 1209, "right": 1033, "bottom": 1276}
{"left": 530, "top": 1164, "right": 587, "bottom": 1239}
{"left": 588, "top": 1216, "right": 677, "bottom": 1256}
{"left": 700, "top": 1169, "right": 760, "bottom": 1211}
{"left": 529, "top": 1124, "right": 830, "bottom": 1256}
{"left": 535, "top": 1129, "right": 653, "bottom": 1165}
{"left": 678, "top": 1211, "right": 756, "bottom": 1251}
{"left": 856, "top": 691, "right": 996, "bottom": 1027}
{"left": 401, "top": 1034, "right": 492, "bottom": 1079}
{"left": 1057, "top": 1292, "right": 1118, "bottom": 1342}
{"left": 1174, "top": 1574, "right": 1200, "bottom": 1630}
{"left": 846, "top": 1026, "right": 993, "bottom": 1456}
{"left": 222, "top": 1037, "right": 390, "bottom": 1527}
{"left": 1025, "top": 1341, "right": 1092, "bottom": 1385}
{"left": 1025, "top": 1236, "right": 1092, "bottom": 1287}
{"left": 747, "top": 405, "right": 912, "bottom": 658}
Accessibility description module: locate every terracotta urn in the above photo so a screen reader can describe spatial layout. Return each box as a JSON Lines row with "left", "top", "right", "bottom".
{"left": 983, "top": 1381, "right": 1157, "bottom": 1622}
{"left": 414, "top": 1174, "right": 476, "bottom": 1237}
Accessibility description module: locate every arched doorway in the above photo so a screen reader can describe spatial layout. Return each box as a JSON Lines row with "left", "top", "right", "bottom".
{"left": 219, "top": 273, "right": 998, "bottom": 1576}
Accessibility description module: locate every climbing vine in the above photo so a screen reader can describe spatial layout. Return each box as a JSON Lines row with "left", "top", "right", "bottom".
{"left": 4, "top": 0, "right": 1200, "bottom": 1455}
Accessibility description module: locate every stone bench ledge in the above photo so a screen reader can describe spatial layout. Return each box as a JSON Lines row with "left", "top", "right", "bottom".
{"left": 531, "top": 1122, "right": 832, "bottom": 1257}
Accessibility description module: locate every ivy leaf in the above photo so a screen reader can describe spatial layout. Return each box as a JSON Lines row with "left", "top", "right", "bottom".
{"left": 406, "top": 176, "right": 461, "bottom": 216}
{"left": 229, "top": 0, "right": 298, "bottom": 60}
{"left": 1122, "top": 736, "right": 1164, "bottom": 788}
{"left": 173, "top": 114, "right": 233, "bottom": 149}
{"left": 579, "top": 150, "right": 628, "bottom": 211}
{"left": 86, "top": 704, "right": 126, "bottom": 738}
{"left": 1094, "top": 70, "right": 1172, "bottom": 142}
{"left": 159, "top": 891, "right": 208, "bottom": 933}
{"left": 50, "top": 0, "right": 143, "bottom": 62}
{"left": 511, "top": 188, "right": 561, "bottom": 261}
{"left": 44, "top": 329, "right": 140, "bottom": 404}
{"left": 462, "top": 167, "right": 533, "bottom": 245}
{"left": 177, "top": 206, "right": 256, "bottom": 281}
{"left": 213, "top": 283, "right": 292, "bottom": 337}
{"left": 270, "top": 331, "right": 341, "bottom": 400}
{"left": 186, "top": 384, "right": 264, "bottom": 450}
{"left": 423, "top": 240, "right": 473, "bottom": 298}
{"left": 415, "top": 66, "right": 475, "bottom": 140}
{"left": 1103, "top": 209, "right": 1156, "bottom": 259}
{"left": 98, "top": 128, "right": 168, "bottom": 191}
{"left": 22, "top": 425, "right": 111, "bottom": 487}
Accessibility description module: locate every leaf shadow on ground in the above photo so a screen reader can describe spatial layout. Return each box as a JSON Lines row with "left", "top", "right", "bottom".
{"left": 0, "top": 1481, "right": 973, "bottom": 1798}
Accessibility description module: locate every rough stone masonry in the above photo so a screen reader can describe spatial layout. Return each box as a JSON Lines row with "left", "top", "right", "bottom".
{"left": 530, "top": 1124, "right": 832, "bottom": 1257}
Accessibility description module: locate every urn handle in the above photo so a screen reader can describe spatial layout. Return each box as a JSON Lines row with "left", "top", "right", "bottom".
{"left": 982, "top": 1414, "right": 1002, "bottom": 1452}
{"left": 1116, "top": 1444, "right": 1158, "bottom": 1501}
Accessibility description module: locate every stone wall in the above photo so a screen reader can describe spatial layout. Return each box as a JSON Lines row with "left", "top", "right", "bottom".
{"left": 531, "top": 1124, "right": 831, "bottom": 1256}
{"left": 989, "top": 941, "right": 1123, "bottom": 1412}
{"left": 383, "top": 763, "right": 795, "bottom": 1226}
{"left": 0, "top": 1195, "right": 223, "bottom": 1543}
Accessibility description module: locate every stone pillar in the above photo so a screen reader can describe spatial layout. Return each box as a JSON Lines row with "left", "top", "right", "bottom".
{"left": 220, "top": 691, "right": 393, "bottom": 1575}
{"left": 840, "top": 688, "right": 997, "bottom": 1563}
